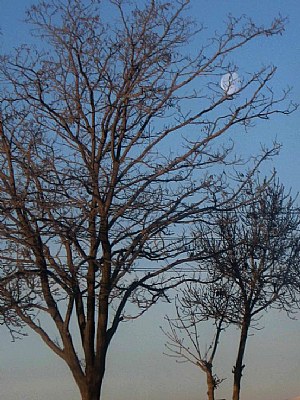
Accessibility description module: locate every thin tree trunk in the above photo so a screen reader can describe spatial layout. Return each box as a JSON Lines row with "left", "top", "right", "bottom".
{"left": 232, "top": 317, "right": 250, "bottom": 400}
{"left": 206, "top": 366, "right": 216, "bottom": 400}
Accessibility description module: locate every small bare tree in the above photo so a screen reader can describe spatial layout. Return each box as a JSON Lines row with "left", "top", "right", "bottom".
{"left": 163, "top": 279, "right": 232, "bottom": 400}
{"left": 163, "top": 176, "right": 300, "bottom": 400}
{"left": 186, "top": 176, "right": 300, "bottom": 400}
{"left": 0, "top": 1, "right": 296, "bottom": 399}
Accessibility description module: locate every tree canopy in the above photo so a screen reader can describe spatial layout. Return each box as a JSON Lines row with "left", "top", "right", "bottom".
{"left": 0, "top": 1, "right": 295, "bottom": 400}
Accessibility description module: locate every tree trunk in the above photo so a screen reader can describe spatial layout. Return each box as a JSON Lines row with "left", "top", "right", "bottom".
{"left": 77, "top": 340, "right": 108, "bottom": 400}
{"left": 79, "top": 371, "right": 104, "bottom": 400}
{"left": 232, "top": 317, "right": 250, "bottom": 400}
{"left": 206, "top": 366, "right": 216, "bottom": 400}
{"left": 81, "top": 388, "right": 102, "bottom": 400}
{"left": 81, "top": 390, "right": 100, "bottom": 400}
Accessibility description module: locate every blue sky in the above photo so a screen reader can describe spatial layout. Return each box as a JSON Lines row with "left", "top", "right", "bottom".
{"left": 0, "top": 1, "right": 300, "bottom": 400}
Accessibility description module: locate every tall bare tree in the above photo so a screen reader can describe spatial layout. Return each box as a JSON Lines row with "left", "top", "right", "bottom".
{"left": 0, "top": 1, "right": 295, "bottom": 399}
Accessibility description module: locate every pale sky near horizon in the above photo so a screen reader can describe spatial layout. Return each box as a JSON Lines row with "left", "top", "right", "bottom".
{"left": 0, "top": 1, "right": 300, "bottom": 400}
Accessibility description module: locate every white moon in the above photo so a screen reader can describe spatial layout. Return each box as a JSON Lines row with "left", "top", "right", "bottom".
{"left": 220, "top": 72, "right": 241, "bottom": 95}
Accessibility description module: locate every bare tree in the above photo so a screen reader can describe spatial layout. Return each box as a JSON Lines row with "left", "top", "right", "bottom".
{"left": 187, "top": 176, "right": 300, "bottom": 400}
{"left": 0, "top": 1, "right": 295, "bottom": 399}
{"left": 163, "top": 176, "right": 300, "bottom": 400}
{"left": 162, "top": 279, "right": 232, "bottom": 400}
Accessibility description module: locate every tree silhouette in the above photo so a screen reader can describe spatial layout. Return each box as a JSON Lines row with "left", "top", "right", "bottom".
{"left": 0, "top": 1, "right": 295, "bottom": 399}
{"left": 166, "top": 176, "right": 300, "bottom": 400}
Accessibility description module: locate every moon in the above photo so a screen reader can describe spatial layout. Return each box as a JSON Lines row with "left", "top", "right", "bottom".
{"left": 220, "top": 72, "right": 241, "bottom": 95}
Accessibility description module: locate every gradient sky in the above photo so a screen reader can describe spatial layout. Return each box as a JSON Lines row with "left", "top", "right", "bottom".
{"left": 1, "top": 1, "right": 300, "bottom": 400}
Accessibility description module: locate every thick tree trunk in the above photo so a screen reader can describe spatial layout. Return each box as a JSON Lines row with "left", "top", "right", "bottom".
{"left": 76, "top": 219, "right": 111, "bottom": 400}
{"left": 80, "top": 387, "right": 102, "bottom": 400}
{"left": 81, "top": 389, "right": 100, "bottom": 400}
{"left": 78, "top": 369, "right": 105, "bottom": 400}
{"left": 232, "top": 317, "right": 250, "bottom": 400}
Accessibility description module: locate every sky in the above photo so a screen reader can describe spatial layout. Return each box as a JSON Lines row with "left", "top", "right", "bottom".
{"left": 0, "top": 1, "right": 300, "bottom": 400}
